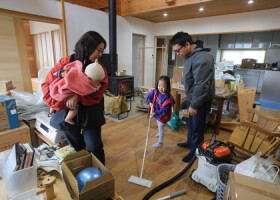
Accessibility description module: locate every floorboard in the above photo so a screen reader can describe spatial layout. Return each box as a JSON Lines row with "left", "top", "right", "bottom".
{"left": 102, "top": 113, "right": 232, "bottom": 200}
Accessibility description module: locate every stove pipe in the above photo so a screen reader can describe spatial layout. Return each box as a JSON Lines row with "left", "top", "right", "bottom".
{"left": 109, "top": 0, "right": 117, "bottom": 76}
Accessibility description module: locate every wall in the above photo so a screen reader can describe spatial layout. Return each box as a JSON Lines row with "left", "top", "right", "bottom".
{"left": 155, "top": 8, "right": 280, "bottom": 36}
{"left": 64, "top": 3, "right": 155, "bottom": 87}
{"left": 0, "top": 0, "right": 61, "bottom": 19}
{"left": 29, "top": 21, "right": 60, "bottom": 34}
{"left": 1, "top": 0, "right": 156, "bottom": 87}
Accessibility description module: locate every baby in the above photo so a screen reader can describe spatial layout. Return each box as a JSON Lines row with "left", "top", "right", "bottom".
{"left": 49, "top": 59, "right": 105, "bottom": 125}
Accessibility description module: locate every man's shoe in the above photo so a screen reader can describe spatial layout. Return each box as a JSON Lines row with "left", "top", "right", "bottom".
{"left": 177, "top": 142, "right": 190, "bottom": 148}
{"left": 182, "top": 151, "right": 195, "bottom": 162}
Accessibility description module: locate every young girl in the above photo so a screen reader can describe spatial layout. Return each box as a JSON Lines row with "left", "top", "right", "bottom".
{"left": 147, "top": 75, "right": 175, "bottom": 148}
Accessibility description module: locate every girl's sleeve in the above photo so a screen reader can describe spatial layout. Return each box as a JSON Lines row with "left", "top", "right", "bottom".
{"left": 146, "top": 90, "right": 155, "bottom": 104}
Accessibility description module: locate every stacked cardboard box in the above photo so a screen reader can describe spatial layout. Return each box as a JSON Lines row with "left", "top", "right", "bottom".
{"left": 0, "top": 95, "right": 20, "bottom": 132}
{"left": 0, "top": 122, "right": 31, "bottom": 152}
{"left": 0, "top": 80, "right": 15, "bottom": 96}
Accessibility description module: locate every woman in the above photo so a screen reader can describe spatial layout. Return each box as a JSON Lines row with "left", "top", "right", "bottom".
{"left": 42, "top": 31, "right": 108, "bottom": 164}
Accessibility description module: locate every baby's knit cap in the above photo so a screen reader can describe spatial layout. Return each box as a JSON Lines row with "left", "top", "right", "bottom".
{"left": 84, "top": 59, "right": 105, "bottom": 81}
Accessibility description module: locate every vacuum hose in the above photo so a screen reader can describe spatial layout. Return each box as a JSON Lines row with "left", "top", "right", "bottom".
{"left": 142, "top": 154, "right": 197, "bottom": 200}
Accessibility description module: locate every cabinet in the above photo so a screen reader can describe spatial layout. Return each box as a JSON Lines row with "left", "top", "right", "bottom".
{"left": 252, "top": 31, "right": 273, "bottom": 48}
{"left": 220, "top": 33, "right": 236, "bottom": 48}
{"left": 198, "top": 34, "right": 219, "bottom": 62}
{"left": 235, "top": 33, "right": 253, "bottom": 48}
{"left": 271, "top": 30, "right": 280, "bottom": 48}
{"left": 235, "top": 69, "right": 265, "bottom": 93}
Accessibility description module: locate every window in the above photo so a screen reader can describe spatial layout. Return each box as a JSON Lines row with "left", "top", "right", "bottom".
{"left": 221, "top": 49, "right": 266, "bottom": 65}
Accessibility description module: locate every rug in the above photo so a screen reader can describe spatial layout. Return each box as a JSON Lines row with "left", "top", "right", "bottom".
{"left": 105, "top": 96, "right": 147, "bottom": 123}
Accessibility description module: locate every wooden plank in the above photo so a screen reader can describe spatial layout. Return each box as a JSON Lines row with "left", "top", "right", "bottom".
{"left": 0, "top": 15, "right": 24, "bottom": 91}
{"left": 60, "top": 0, "right": 68, "bottom": 57}
{"left": 121, "top": 0, "right": 212, "bottom": 16}
{"left": 13, "top": 17, "right": 33, "bottom": 93}
{"left": 125, "top": 0, "right": 280, "bottom": 23}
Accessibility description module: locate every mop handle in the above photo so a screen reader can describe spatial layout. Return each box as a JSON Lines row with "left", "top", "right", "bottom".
{"left": 140, "top": 105, "right": 153, "bottom": 179}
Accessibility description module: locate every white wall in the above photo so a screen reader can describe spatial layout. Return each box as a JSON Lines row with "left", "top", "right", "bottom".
{"left": 155, "top": 8, "right": 280, "bottom": 36}
{"left": 0, "top": 0, "right": 61, "bottom": 19}
{"left": 29, "top": 21, "right": 60, "bottom": 34}
{"left": 65, "top": 3, "right": 155, "bottom": 87}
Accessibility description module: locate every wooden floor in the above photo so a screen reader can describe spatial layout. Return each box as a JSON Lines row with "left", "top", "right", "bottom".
{"left": 102, "top": 113, "right": 232, "bottom": 200}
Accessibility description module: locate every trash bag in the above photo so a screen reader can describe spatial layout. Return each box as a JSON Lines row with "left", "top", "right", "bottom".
{"left": 10, "top": 67, "right": 51, "bottom": 120}
{"left": 167, "top": 112, "right": 179, "bottom": 132}
{"left": 234, "top": 152, "right": 280, "bottom": 184}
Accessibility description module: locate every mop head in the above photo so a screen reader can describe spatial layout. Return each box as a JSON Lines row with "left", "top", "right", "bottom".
{"left": 128, "top": 175, "right": 153, "bottom": 188}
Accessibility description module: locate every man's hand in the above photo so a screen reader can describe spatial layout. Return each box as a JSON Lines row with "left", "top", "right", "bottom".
{"left": 187, "top": 106, "right": 197, "bottom": 117}
{"left": 66, "top": 94, "right": 79, "bottom": 109}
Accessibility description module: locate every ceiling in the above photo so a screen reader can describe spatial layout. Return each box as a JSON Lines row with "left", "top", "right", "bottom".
{"left": 130, "top": 0, "right": 280, "bottom": 23}
{"left": 62, "top": 0, "right": 280, "bottom": 23}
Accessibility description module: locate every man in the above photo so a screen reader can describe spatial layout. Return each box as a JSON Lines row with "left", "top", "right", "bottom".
{"left": 170, "top": 32, "right": 215, "bottom": 162}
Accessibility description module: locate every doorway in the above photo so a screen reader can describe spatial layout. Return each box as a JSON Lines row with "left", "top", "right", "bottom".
{"left": 132, "top": 34, "right": 145, "bottom": 88}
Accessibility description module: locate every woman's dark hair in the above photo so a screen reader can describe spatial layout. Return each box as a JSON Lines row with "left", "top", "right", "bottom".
{"left": 170, "top": 31, "right": 194, "bottom": 46}
{"left": 156, "top": 75, "right": 171, "bottom": 95}
{"left": 74, "top": 31, "right": 107, "bottom": 64}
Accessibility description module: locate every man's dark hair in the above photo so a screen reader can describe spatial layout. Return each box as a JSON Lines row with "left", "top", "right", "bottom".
{"left": 156, "top": 75, "right": 171, "bottom": 95}
{"left": 170, "top": 32, "right": 194, "bottom": 46}
{"left": 74, "top": 31, "right": 107, "bottom": 64}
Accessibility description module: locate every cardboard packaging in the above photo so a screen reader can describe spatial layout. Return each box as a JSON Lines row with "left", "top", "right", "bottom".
{"left": 225, "top": 172, "right": 280, "bottom": 200}
{"left": 215, "top": 80, "right": 231, "bottom": 96}
{"left": 61, "top": 150, "right": 115, "bottom": 200}
{"left": 173, "top": 67, "right": 184, "bottom": 82}
{"left": 241, "top": 58, "right": 257, "bottom": 69}
{"left": 0, "top": 95, "right": 20, "bottom": 132}
{"left": 0, "top": 122, "right": 31, "bottom": 152}
{"left": 0, "top": 81, "right": 14, "bottom": 92}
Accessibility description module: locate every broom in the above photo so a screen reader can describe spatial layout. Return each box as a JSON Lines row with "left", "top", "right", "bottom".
{"left": 128, "top": 106, "right": 153, "bottom": 188}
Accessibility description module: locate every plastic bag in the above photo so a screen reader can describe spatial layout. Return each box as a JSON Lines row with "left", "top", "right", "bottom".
{"left": 10, "top": 67, "right": 52, "bottom": 120}
{"left": 167, "top": 112, "right": 179, "bottom": 132}
{"left": 235, "top": 152, "right": 280, "bottom": 184}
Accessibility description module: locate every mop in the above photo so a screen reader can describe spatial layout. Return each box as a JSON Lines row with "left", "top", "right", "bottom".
{"left": 128, "top": 106, "right": 153, "bottom": 188}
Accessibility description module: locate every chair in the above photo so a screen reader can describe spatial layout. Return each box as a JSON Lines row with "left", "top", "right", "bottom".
{"left": 228, "top": 108, "right": 280, "bottom": 159}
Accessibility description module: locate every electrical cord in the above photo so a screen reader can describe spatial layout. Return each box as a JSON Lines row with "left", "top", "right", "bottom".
{"left": 142, "top": 154, "right": 196, "bottom": 200}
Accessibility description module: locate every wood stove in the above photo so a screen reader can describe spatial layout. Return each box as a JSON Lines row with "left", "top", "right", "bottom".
{"left": 108, "top": 75, "right": 134, "bottom": 97}
{"left": 99, "top": 0, "right": 134, "bottom": 98}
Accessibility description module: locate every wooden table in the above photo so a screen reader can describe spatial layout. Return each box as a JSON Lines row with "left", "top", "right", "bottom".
{"left": 172, "top": 84, "right": 235, "bottom": 134}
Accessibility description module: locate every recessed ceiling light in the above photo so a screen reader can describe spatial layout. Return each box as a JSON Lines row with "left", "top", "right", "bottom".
{"left": 248, "top": 0, "right": 254, "bottom": 4}
{"left": 199, "top": 8, "right": 204, "bottom": 11}
{"left": 163, "top": 13, "right": 168, "bottom": 17}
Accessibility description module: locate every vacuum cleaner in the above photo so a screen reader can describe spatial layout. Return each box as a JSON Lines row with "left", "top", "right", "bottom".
{"left": 190, "top": 133, "right": 233, "bottom": 192}
{"left": 143, "top": 133, "right": 233, "bottom": 200}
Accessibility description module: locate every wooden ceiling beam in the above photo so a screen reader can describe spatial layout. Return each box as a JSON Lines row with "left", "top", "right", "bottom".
{"left": 61, "top": 0, "right": 122, "bottom": 15}
{"left": 121, "top": 0, "right": 212, "bottom": 16}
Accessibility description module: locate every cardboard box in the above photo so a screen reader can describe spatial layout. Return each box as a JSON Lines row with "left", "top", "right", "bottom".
{"left": 0, "top": 81, "right": 14, "bottom": 92}
{"left": 0, "top": 122, "right": 31, "bottom": 152}
{"left": 0, "top": 95, "right": 20, "bottom": 132}
{"left": 173, "top": 67, "right": 184, "bottom": 82}
{"left": 61, "top": 150, "right": 115, "bottom": 200}
{"left": 215, "top": 80, "right": 231, "bottom": 96}
{"left": 241, "top": 59, "right": 257, "bottom": 69}
{"left": 225, "top": 172, "right": 280, "bottom": 200}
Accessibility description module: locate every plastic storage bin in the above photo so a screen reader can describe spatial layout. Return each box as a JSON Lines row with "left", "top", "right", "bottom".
{"left": 216, "top": 164, "right": 236, "bottom": 200}
{"left": 1, "top": 150, "right": 37, "bottom": 198}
